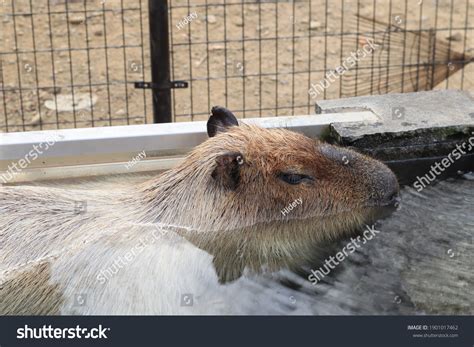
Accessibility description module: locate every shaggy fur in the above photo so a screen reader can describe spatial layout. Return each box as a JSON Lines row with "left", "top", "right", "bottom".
{"left": 0, "top": 114, "right": 398, "bottom": 314}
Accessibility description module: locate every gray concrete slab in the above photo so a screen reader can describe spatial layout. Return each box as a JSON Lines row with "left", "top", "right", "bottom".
{"left": 316, "top": 90, "right": 474, "bottom": 144}
{"left": 315, "top": 90, "right": 474, "bottom": 185}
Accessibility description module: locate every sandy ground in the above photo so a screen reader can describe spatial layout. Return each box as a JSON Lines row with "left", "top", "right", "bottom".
{"left": 1, "top": 0, "right": 472, "bottom": 132}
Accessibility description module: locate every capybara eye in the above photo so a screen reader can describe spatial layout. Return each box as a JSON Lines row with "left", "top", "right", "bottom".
{"left": 278, "top": 172, "right": 314, "bottom": 185}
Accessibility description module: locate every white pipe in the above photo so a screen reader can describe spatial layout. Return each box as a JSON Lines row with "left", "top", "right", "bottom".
{"left": 0, "top": 112, "right": 378, "bottom": 182}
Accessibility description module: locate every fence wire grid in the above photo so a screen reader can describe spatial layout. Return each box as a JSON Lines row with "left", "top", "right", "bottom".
{"left": 1, "top": 0, "right": 473, "bottom": 132}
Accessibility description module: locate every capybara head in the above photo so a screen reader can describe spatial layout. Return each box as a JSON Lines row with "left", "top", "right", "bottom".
{"left": 144, "top": 106, "right": 399, "bottom": 281}
{"left": 206, "top": 106, "right": 399, "bottom": 218}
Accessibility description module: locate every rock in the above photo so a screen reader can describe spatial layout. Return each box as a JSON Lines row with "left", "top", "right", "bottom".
{"left": 115, "top": 109, "right": 126, "bottom": 116}
{"left": 24, "top": 100, "right": 35, "bottom": 111}
{"left": 209, "top": 44, "right": 225, "bottom": 50}
{"left": 446, "top": 33, "right": 462, "bottom": 42}
{"left": 206, "top": 15, "right": 216, "bottom": 24}
{"left": 44, "top": 93, "right": 98, "bottom": 112}
{"left": 69, "top": 16, "right": 85, "bottom": 25}
{"left": 29, "top": 113, "right": 42, "bottom": 126}
{"left": 94, "top": 29, "right": 103, "bottom": 36}
{"left": 310, "top": 20, "right": 321, "bottom": 30}
{"left": 44, "top": 87, "right": 61, "bottom": 95}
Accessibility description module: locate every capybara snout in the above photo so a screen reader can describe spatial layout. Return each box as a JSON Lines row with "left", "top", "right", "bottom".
{"left": 319, "top": 144, "right": 400, "bottom": 208}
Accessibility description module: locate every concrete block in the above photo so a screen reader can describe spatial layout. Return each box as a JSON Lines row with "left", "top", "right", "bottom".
{"left": 316, "top": 90, "right": 474, "bottom": 184}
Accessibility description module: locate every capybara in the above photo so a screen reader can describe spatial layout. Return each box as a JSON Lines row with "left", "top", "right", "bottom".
{"left": 0, "top": 106, "right": 399, "bottom": 314}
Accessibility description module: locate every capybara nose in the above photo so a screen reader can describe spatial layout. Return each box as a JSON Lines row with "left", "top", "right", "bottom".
{"left": 320, "top": 144, "right": 400, "bottom": 207}
{"left": 370, "top": 163, "right": 400, "bottom": 207}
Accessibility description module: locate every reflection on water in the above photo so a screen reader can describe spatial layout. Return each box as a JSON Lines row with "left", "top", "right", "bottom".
{"left": 6, "top": 174, "right": 473, "bottom": 315}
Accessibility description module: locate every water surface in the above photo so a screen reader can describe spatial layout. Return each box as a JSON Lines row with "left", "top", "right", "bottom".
{"left": 12, "top": 173, "right": 473, "bottom": 315}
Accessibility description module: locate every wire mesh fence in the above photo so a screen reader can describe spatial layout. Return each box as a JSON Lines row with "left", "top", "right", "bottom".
{"left": 1, "top": 0, "right": 151, "bottom": 132}
{"left": 1, "top": 0, "right": 473, "bottom": 132}
{"left": 169, "top": 0, "right": 473, "bottom": 121}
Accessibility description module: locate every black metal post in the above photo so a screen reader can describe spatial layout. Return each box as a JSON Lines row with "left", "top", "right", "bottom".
{"left": 149, "top": 0, "right": 172, "bottom": 123}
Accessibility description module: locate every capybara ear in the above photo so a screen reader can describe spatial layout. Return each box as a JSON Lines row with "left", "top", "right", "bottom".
{"left": 207, "top": 106, "right": 239, "bottom": 137}
{"left": 211, "top": 152, "right": 244, "bottom": 190}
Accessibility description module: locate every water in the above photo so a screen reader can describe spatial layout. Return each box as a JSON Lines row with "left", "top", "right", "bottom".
{"left": 5, "top": 173, "right": 473, "bottom": 315}
{"left": 171, "top": 174, "right": 473, "bottom": 315}
{"left": 240, "top": 175, "right": 474, "bottom": 315}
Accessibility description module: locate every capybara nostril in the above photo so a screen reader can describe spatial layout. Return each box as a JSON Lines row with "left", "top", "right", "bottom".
{"left": 370, "top": 165, "right": 400, "bottom": 207}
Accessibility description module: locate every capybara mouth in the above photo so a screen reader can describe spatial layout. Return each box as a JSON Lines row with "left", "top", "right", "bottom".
{"left": 366, "top": 196, "right": 401, "bottom": 223}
